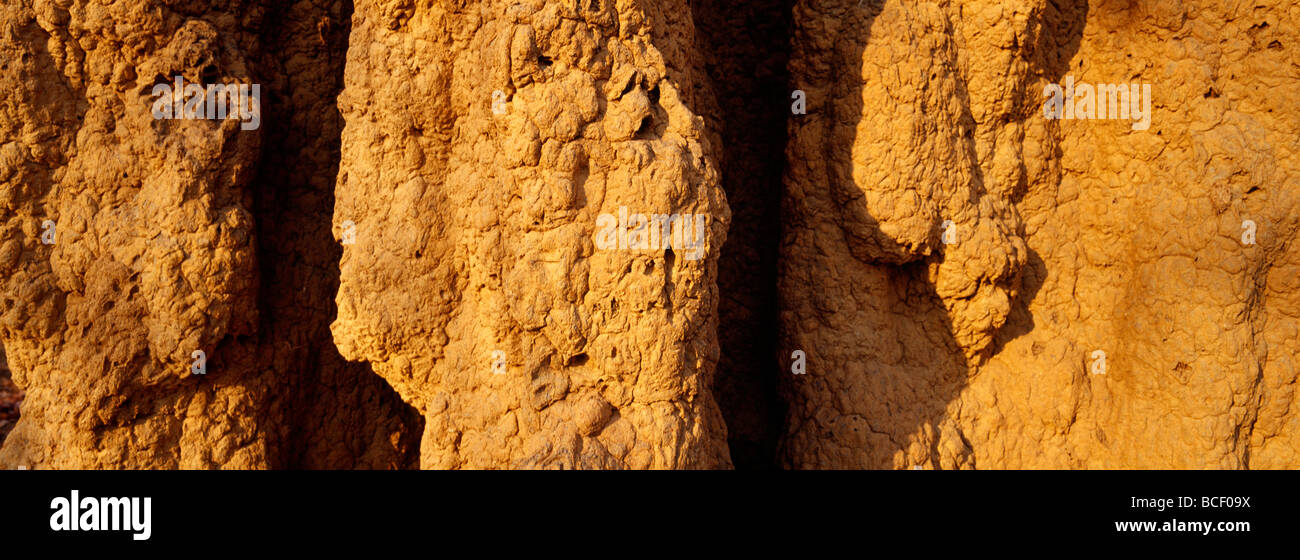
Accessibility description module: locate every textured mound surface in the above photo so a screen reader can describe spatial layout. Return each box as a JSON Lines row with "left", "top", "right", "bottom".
{"left": 780, "top": 0, "right": 1299, "bottom": 468}
{"left": 0, "top": 0, "right": 1295, "bottom": 470}
{"left": 0, "top": 0, "right": 418, "bottom": 469}
{"left": 330, "top": 0, "right": 731, "bottom": 469}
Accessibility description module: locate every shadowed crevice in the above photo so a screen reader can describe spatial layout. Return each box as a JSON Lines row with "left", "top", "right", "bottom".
{"left": 254, "top": 0, "right": 422, "bottom": 469}
{"left": 777, "top": 0, "right": 1088, "bottom": 469}
{"left": 0, "top": 344, "right": 19, "bottom": 446}
{"left": 692, "top": 0, "right": 796, "bottom": 470}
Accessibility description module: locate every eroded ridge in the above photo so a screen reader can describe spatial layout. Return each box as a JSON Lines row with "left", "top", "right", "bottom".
{"left": 780, "top": 0, "right": 1299, "bottom": 469}
{"left": 0, "top": 0, "right": 418, "bottom": 469}
{"left": 331, "top": 0, "right": 732, "bottom": 469}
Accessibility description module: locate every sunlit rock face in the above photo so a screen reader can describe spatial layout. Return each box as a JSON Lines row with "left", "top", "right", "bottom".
{"left": 1, "top": 0, "right": 1296, "bottom": 471}
{"left": 330, "top": 0, "right": 732, "bottom": 469}
{"left": 780, "top": 0, "right": 1299, "bottom": 469}
{"left": 0, "top": 0, "right": 419, "bottom": 470}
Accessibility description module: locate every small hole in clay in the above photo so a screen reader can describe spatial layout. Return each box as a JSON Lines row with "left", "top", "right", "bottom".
{"left": 634, "top": 116, "right": 654, "bottom": 139}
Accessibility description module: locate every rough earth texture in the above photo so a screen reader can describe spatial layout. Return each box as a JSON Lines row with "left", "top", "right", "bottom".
{"left": 0, "top": 345, "right": 18, "bottom": 443}
{"left": 0, "top": 0, "right": 419, "bottom": 469}
{"left": 330, "top": 0, "right": 731, "bottom": 469}
{"left": 1, "top": 0, "right": 1296, "bottom": 470}
{"left": 781, "top": 0, "right": 1300, "bottom": 468}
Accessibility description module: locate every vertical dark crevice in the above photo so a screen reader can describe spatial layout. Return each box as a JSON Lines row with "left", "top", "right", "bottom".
{"left": 255, "top": 0, "right": 422, "bottom": 469}
{"left": 775, "top": 0, "right": 1088, "bottom": 468}
{"left": 692, "top": 0, "right": 795, "bottom": 469}
{"left": 0, "top": 343, "right": 18, "bottom": 447}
